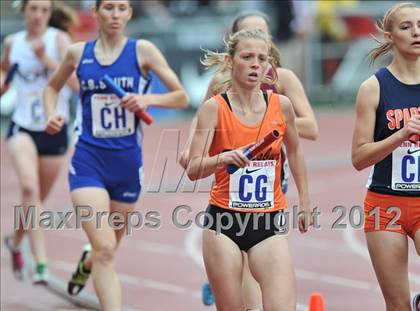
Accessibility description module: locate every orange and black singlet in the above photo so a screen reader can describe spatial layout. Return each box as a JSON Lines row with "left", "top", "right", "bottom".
{"left": 209, "top": 91, "right": 287, "bottom": 212}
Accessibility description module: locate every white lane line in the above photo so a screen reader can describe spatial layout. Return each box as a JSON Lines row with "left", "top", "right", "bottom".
{"left": 185, "top": 225, "right": 204, "bottom": 269}
{"left": 296, "top": 269, "right": 377, "bottom": 291}
{"left": 55, "top": 230, "right": 187, "bottom": 257}
{"left": 293, "top": 237, "right": 354, "bottom": 253}
{"left": 53, "top": 261, "right": 201, "bottom": 298}
{"left": 142, "top": 279, "right": 188, "bottom": 295}
{"left": 343, "top": 228, "right": 420, "bottom": 287}
{"left": 53, "top": 260, "right": 77, "bottom": 272}
{"left": 6, "top": 299, "right": 51, "bottom": 311}
{"left": 130, "top": 240, "right": 187, "bottom": 257}
{"left": 343, "top": 228, "right": 369, "bottom": 260}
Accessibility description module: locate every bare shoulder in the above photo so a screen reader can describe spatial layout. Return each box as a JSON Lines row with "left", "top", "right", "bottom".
{"left": 136, "top": 39, "right": 159, "bottom": 55}
{"left": 279, "top": 94, "right": 292, "bottom": 109}
{"left": 273, "top": 68, "right": 289, "bottom": 93}
{"left": 3, "top": 34, "right": 16, "bottom": 49}
{"left": 359, "top": 75, "right": 379, "bottom": 93}
{"left": 200, "top": 97, "right": 218, "bottom": 114}
{"left": 56, "top": 30, "right": 73, "bottom": 57}
{"left": 56, "top": 30, "right": 72, "bottom": 42}
{"left": 137, "top": 39, "right": 154, "bottom": 47}
{"left": 276, "top": 67, "right": 301, "bottom": 88}
{"left": 196, "top": 97, "right": 218, "bottom": 129}
{"left": 356, "top": 75, "right": 380, "bottom": 110}
{"left": 68, "top": 42, "right": 86, "bottom": 55}
{"left": 279, "top": 94, "right": 293, "bottom": 118}
{"left": 1, "top": 34, "right": 16, "bottom": 67}
{"left": 66, "top": 42, "right": 86, "bottom": 66}
{"left": 276, "top": 67, "right": 296, "bottom": 80}
{"left": 136, "top": 39, "right": 167, "bottom": 70}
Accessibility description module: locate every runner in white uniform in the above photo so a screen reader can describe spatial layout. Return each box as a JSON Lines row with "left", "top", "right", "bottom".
{"left": 0, "top": 0, "right": 76, "bottom": 284}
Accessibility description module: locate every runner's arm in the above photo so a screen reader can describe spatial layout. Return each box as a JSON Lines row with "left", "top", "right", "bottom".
{"left": 277, "top": 68, "right": 318, "bottom": 140}
{"left": 351, "top": 76, "right": 418, "bottom": 170}
{"left": 281, "top": 95, "right": 310, "bottom": 211}
{"left": 137, "top": 40, "right": 188, "bottom": 109}
{"left": 44, "top": 43, "right": 82, "bottom": 118}
{"left": 179, "top": 72, "right": 224, "bottom": 169}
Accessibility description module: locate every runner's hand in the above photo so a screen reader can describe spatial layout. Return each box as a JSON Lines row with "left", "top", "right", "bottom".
{"left": 46, "top": 115, "right": 64, "bottom": 135}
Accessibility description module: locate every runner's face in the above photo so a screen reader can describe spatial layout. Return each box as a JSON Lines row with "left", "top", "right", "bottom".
{"left": 95, "top": 0, "right": 132, "bottom": 35}
{"left": 23, "top": 0, "right": 52, "bottom": 33}
{"left": 387, "top": 7, "right": 420, "bottom": 57}
{"left": 230, "top": 38, "right": 269, "bottom": 90}
{"left": 237, "top": 16, "right": 269, "bottom": 35}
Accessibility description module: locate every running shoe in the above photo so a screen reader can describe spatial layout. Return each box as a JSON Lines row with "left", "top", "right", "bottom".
{"left": 202, "top": 282, "right": 214, "bottom": 306}
{"left": 33, "top": 263, "right": 48, "bottom": 285}
{"left": 68, "top": 244, "right": 92, "bottom": 296}
{"left": 413, "top": 293, "right": 420, "bottom": 311}
{"left": 4, "top": 235, "right": 24, "bottom": 280}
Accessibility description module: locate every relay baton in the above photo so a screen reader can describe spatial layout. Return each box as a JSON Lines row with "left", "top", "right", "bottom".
{"left": 102, "top": 74, "right": 153, "bottom": 125}
{"left": 226, "top": 129, "right": 280, "bottom": 174}
{"left": 4, "top": 63, "right": 19, "bottom": 87}
{"left": 409, "top": 134, "right": 419, "bottom": 143}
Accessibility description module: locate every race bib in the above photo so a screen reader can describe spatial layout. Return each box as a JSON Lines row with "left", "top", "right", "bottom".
{"left": 229, "top": 160, "right": 276, "bottom": 209}
{"left": 391, "top": 144, "right": 420, "bottom": 191}
{"left": 91, "top": 94, "right": 135, "bottom": 138}
{"left": 28, "top": 93, "right": 44, "bottom": 125}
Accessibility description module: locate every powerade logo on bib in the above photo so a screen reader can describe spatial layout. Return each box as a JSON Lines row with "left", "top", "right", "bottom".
{"left": 229, "top": 160, "right": 276, "bottom": 209}
{"left": 391, "top": 141, "right": 420, "bottom": 191}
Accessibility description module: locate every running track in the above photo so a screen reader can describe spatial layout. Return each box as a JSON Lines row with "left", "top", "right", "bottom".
{"left": 1, "top": 110, "right": 419, "bottom": 311}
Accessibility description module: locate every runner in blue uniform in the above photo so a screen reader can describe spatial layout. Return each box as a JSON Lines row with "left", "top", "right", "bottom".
{"left": 351, "top": 3, "right": 420, "bottom": 311}
{"left": 43, "top": 1, "right": 188, "bottom": 309}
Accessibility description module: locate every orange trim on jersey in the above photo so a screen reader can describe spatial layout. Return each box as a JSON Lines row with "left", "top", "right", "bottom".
{"left": 209, "top": 91, "right": 287, "bottom": 212}
{"left": 364, "top": 190, "right": 420, "bottom": 238}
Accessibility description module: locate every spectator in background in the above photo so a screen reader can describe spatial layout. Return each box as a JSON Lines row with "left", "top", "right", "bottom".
{"left": 316, "top": 0, "right": 356, "bottom": 42}
{"left": 270, "top": 0, "right": 316, "bottom": 84}
{"left": 316, "top": 0, "right": 360, "bottom": 84}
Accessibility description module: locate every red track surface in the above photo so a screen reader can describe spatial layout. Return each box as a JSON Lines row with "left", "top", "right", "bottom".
{"left": 1, "top": 110, "right": 419, "bottom": 310}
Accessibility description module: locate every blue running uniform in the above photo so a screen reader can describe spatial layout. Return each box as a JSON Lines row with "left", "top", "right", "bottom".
{"left": 367, "top": 68, "right": 420, "bottom": 196}
{"left": 69, "top": 38, "right": 151, "bottom": 202}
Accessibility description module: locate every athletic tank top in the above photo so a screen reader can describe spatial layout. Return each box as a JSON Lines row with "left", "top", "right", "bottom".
{"left": 209, "top": 91, "right": 287, "bottom": 212}
{"left": 75, "top": 38, "right": 151, "bottom": 150}
{"left": 9, "top": 27, "right": 71, "bottom": 131}
{"left": 367, "top": 68, "right": 420, "bottom": 196}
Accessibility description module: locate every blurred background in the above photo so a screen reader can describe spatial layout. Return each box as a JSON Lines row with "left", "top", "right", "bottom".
{"left": 1, "top": 0, "right": 415, "bottom": 121}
